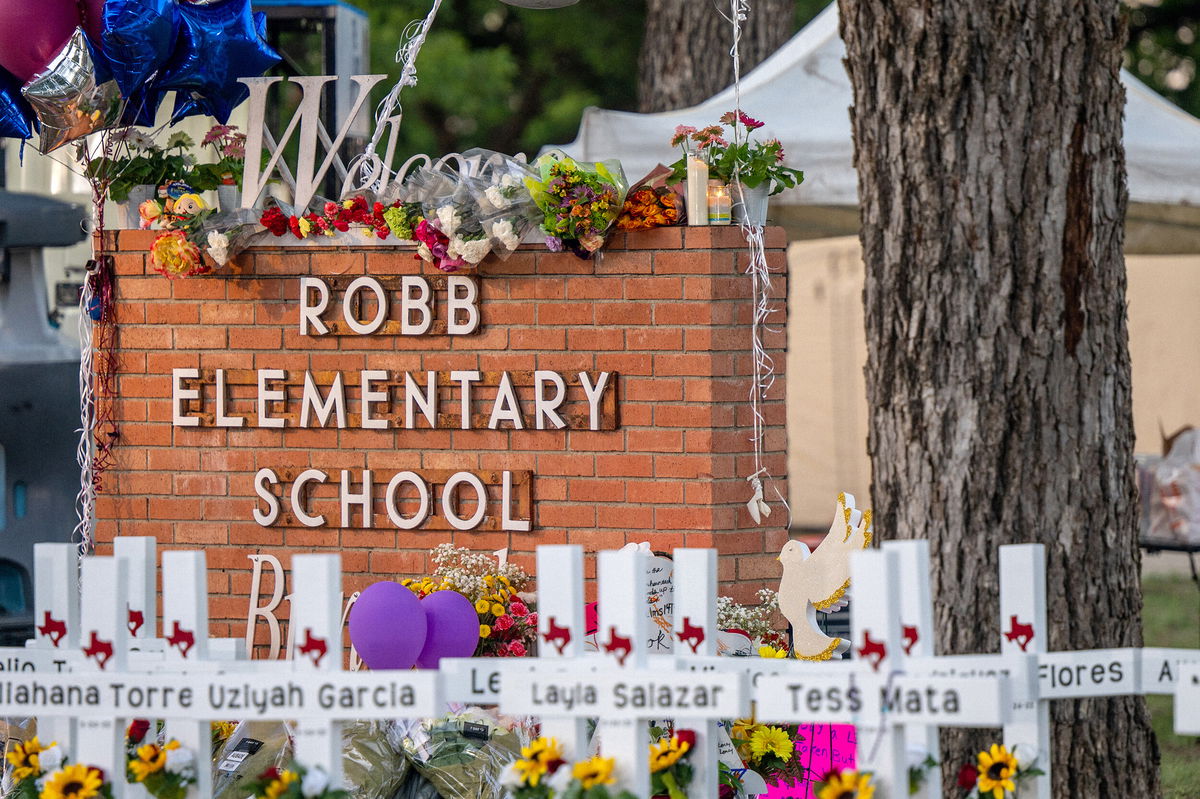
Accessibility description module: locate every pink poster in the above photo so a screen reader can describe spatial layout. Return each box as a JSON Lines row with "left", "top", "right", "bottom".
{"left": 765, "top": 724, "right": 857, "bottom": 798}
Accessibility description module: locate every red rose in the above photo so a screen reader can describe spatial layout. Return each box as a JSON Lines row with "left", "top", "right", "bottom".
{"left": 127, "top": 719, "right": 151, "bottom": 743}
{"left": 718, "top": 785, "right": 736, "bottom": 799}
{"left": 674, "top": 729, "right": 696, "bottom": 750}
{"left": 957, "top": 764, "right": 979, "bottom": 789}
{"left": 259, "top": 768, "right": 281, "bottom": 782}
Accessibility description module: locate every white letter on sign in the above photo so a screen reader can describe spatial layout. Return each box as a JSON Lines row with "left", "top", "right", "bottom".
{"left": 401, "top": 276, "right": 432, "bottom": 335}
{"left": 246, "top": 553, "right": 285, "bottom": 660}
{"left": 292, "top": 469, "right": 328, "bottom": 527}
{"left": 172, "top": 368, "right": 200, "bottom": 427}
{"left": 534, "top": 371, "right": 567, "bottom": 430}
{"left": 301, "top": 372, "right": 347, "bottom": 428}
{"left": 215, "top": 369, "right": 245, "bottom": 427}
{"left": 258, "top": 369, "right": 287, "bottom": 428}
{"left": 341, "top": 470, "right": 373, "bottom": 528}
{"left": 344, "top": 276, "right": 388, "bottom": 335}
{"left": 361, "top": 370, "right": 389, "bottom": 429}
{"left": 580, "top": 371, "right": 611, "bottom": 431}
{"left": 443, "top": 472, "right": 487, "bottom": 530}
{"left": 446, "top": 275, "right": 480, "bottom": 335}
{"left": 385, "top": 471, "right": 431, "bottom": 530}
{"left": 299, "top": 277, "right": 330, "bottom": 335}
{"left": 254, "top": 468, "right": 280, "bottom": 526}
{"left": 502, "top": 471, "right": 531, "bottom": 532}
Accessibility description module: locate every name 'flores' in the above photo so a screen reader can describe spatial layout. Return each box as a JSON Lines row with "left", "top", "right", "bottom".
{"left": 252, "top": 468, "right": 531, "bottom": 532}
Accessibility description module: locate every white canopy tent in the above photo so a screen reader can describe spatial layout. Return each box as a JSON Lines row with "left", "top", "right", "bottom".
{"left": 559, "top": 2, "right": 1200, "bottom": 212}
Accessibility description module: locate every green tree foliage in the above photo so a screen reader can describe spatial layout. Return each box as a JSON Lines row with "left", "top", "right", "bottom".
{"left": 1126, "top": 0, "right": 1199, "bottom": 118}
{"left": 355, "top": 0, "right": 644, "bottom": 159}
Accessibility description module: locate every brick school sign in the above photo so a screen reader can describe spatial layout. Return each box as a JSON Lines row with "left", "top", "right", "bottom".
{"left": 94, "top": 226, "right": 789, "bottom": 636}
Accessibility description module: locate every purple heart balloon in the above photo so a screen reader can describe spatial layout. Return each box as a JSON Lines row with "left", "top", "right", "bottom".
{"left": 416, "top": 590, "right": 481, "bottom": 669}
{"left": 349, "top": 582, "right": 427, "bottom": 670}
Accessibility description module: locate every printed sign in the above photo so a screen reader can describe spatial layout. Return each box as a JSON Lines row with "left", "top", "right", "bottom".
{"left": 1139, "top": 648, "right": 1200, "bottom": 695}
{"left": 1175, "top": 663, "right": 1200, "bottom": 735}
{"left": 1036, "top": 648, "right": 1140, "bottom": 699}
{"left": 500, "top": 669, "right": 748, "bottom": 720}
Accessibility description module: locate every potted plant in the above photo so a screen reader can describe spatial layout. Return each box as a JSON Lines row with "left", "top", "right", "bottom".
{"left": 85, "top": 131, "right": 199, "bottom": 228}
{"left": 191, "top": 124, "right": 248, "bottom": 212}
{"left": 669, "top": 111, "right": 804, "bottom": 225}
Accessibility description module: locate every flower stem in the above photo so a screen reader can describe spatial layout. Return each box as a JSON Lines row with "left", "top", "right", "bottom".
{"left": 661, "top": 772, "right": 688, "bottom": 799}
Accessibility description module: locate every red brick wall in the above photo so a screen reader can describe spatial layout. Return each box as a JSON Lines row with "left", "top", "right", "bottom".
{"left": 95, "top": 226, "right": 789, "bottom": 638}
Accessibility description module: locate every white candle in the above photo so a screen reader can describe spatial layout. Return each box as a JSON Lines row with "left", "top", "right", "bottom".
{"left": 686, "top": 156, "right": 710, "bottom": 226}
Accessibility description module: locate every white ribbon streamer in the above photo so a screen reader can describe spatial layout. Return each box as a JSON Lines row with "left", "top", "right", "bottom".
{"left": 73, "top": 269, "right": 96, "bottom": 554}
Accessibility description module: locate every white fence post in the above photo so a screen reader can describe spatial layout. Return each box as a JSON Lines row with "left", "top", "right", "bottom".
{"left": 162, "top": 550, "right": 214, "bottom": 799}
{"left": 849, "top": 548, "right": 907, "bottom": 797}
{"left": 597, "top": 548, "right": 650, "bottom": 794}
{"left": 672, "top": 548, "right": 719, "bottom": 798}
{"left": 534, "top": 545, "right": 590, "bottom": 758}
{"left": 999, "top": 544, "right": 1051, "bottom": 799}
{"left": 289, "top": 554, "right": 344, "bottom": 782}
{"left": 32, "top": 543, "right": 79, "bottom": 750}
{"left": 115, "top": 537, "right": 157, "bottom": 643}
{"left": 76, "top": 556, "right": 129, "bottom": 793}
{"left": 882, "top": 539, "right": 941, "bottom": 798}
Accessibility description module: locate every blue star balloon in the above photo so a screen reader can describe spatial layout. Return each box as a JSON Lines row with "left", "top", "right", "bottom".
{"left": 101, "top": 0, "right": 180, "bottom": 98}
{"left": 153, "top": 0, "right": 279, "bottom": 124}
{"left": 0, "top": 65, "right": 34, "bottom": 139}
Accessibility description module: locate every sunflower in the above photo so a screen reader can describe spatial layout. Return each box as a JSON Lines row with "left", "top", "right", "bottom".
{"left": 263, "top": 769, "right": 299, "bottom": 799}
{"left": 648, "top": 736, "right": 690, "bottom": 773}
{"left": 817, "top": 770, "right": 875, "bottom": 799}
{"left": 976, "top": 744, "right": 1018, "bottom": 798}
{"left": 41, "top": 764, "right": 104, "bottom": 799}
{"left": 513, "top": 756, "right": 548, "bottom": 786}
{"left": 571, "top": 756, "right": 616, "bottom": 789}
{"left": 523, "top": 737, "right": 562, "bottom": 767}
{"left": 758, "top": 645, "right": 790, "bottom": 658}
{"left": 6, "top": 737, "right": 47, "bottom": 781}
{"left": 749, "top": 726, "right": 793, "bottom": 762}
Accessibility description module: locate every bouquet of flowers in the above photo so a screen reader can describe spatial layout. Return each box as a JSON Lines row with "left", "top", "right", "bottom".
{"left": 6, "top": 738, "right": 112, "bottom": 799}
{"left": 668, "top": 111, "right": 803, "bottom": 196}
{"left": 649, "top": 730, "right": 694, "bottom": 799}
{"left": 616, "top": 166, "right": 684, "bottom": 232}
{"left": 727, "top": 719, "right": 805, "bottom": 788}
{"left": 461, "top": 150, "right": 542, "bottom": 259}
{"left": 243, "top": 764, "right": 347, "bottom": 799}
{"left": 403, "top": 544, "right": 535, "bottom": 657}
{"left": 716, "top": 588, "right": 787, "bottom": 650}
{"left": 127, "top": 739, "right": 197, "bottom": 799}
{"left": 403, "top": 166, "right": 494, "bottom": 271}
{"left": 525, "top": 150, "right": 627, "bottom": 257}
{"left": 85, "top": 130, "right": 198, "bottom": 203}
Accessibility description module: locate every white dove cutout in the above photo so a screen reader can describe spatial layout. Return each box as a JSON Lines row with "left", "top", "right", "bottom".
{"left": 776, "top": 492, "right": 873, "bottom": 660}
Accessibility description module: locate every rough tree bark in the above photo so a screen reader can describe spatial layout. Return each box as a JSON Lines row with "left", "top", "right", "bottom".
{"left": 637, "top": 0, "right": 794, "bottom": 112}
{"left": 839, "top": 1, "right": 1161, "bottom": 796}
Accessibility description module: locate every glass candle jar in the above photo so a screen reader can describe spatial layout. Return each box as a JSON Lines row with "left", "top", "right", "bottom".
{"left": 707, "top": 181, "right": 731, "bottom": 225}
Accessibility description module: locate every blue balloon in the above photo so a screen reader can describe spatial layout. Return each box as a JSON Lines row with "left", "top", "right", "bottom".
{"left": 101, "top": 0, "right": 180, "bottom": 97}
{"left": 0, "top": 65, "right": 34, "bottom": 140}
{"left": 154, "top": 0, "right": 279, "bottom": 124}
{"left": 119, "top": 85, "right": 165, "bottom": 127}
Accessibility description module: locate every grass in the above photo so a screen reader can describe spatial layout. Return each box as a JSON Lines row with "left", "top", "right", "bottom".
{"left": 1142, "top": 573, "right": 1200, "bottom": 799}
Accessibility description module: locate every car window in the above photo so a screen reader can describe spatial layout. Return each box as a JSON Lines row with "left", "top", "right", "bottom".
{"left": 0, "top": 561, "right": 29, "bottom": 616}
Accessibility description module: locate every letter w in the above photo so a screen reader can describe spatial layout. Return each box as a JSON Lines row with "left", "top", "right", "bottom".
{"left": 238, "top": 75, "right": 387, "bottom": 212}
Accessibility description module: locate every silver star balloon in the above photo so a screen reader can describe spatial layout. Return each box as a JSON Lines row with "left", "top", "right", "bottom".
{"left": 22, "top": 28, "right": 123, "bottom": 154}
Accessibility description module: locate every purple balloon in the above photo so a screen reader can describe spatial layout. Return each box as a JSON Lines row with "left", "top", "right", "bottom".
{"left": 349, "top": 582, "right": 427, "bottom": 670}
{"left": 0, "top": 0, "right": 79, "bottom": 82}
{"left": 416, "top": 590, "right": 481, "bottom": 669}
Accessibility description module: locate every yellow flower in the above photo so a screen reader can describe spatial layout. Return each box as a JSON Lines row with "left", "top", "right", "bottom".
{"left": 648, "top": 736, "right": 690, "bottom": 773}
{"left": 571, "top": 756, "right": 616, "bottom": 789}
{"left": 491, "top": 603, "right": 505, "bottom": 616}
{"left": 758, "top": 645, "right": 789, "bottom": 659}
{"left": 129, "top": 739, "right": 178, "bottom": 782}
{"left": 297, "top": 217, "right": 312, "bottom": 237}
{"left": 513, "top": 757, "right": 547, "bottom": 786}
{"left": 749, "top": 726, "right": 793, "bottom": 762}
{"left": 474, "top": 599, "right": 491, "bottom": 614}
{"left": 480, "top": 624, "right": 492, "bottom": 638}
{"left": 976, "top": 744, "right": 1018, "bottom": 799}
{"left": 41, "top": 763, "right": 103, "bottom": 799}
{"left": 7, "top": 737, "right": 47, "bottom": 781}
{"left": 343, "top": 200, "right": 354, "bottom": 209}
{"left": 264, "top": 770, "right": 299, "bottom": 799}
{"left": 817, "top": 770, "right": 875, "bottom": 799}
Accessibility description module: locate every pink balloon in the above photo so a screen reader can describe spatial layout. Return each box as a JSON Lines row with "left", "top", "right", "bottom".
{"left": 0, "top": 0, "right": 80, "bottom": 82}
{"left": 79, "top": 0, "right": 106, "bottom": 45}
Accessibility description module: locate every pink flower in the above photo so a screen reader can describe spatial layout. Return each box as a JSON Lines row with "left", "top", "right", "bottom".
{"left": 696, "top": 135, "right": 729, "bottom": 150}
{"left": 493, "top": 614, "right": 514, "bottom": 631}
{"left": 509, "top": 600, "right": 528, "bottom": 617}
{"left": 719, "top": 110, "right": 738, "bottom": 125}
{"left": 507, "top": 641, "right": 527, "bottom": 657}
{"left": 670, "top": 124, "right": 697, "bottom": 147}
{"left": 738, "top": 111, "right": 764, "bottom": 130}
{"left": 526, "top": 612, "right": 538, "bottom": 626}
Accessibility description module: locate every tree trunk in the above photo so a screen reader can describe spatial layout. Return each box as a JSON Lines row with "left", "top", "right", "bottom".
{"left": 637, "top": 0, "right": 794, "bottom": 112}
{"left": 839, "top": 1, "right": 1161, "bottom": 797}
